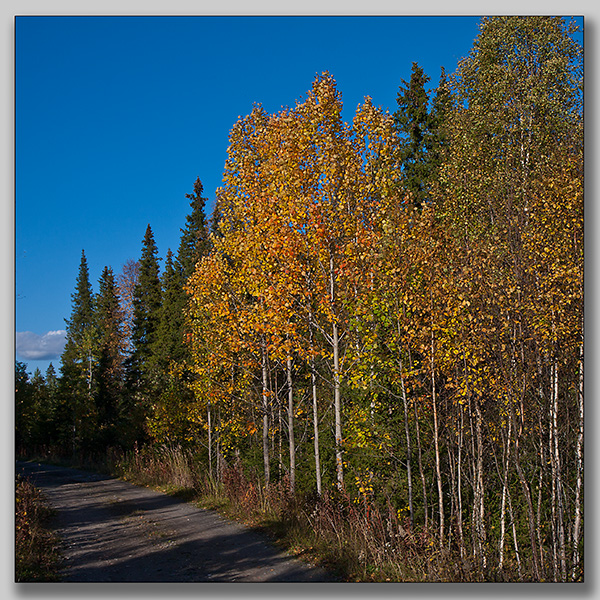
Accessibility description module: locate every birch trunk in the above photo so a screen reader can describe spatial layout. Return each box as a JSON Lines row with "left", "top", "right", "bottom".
{"left": 333, "top": 317, "right": 344, "bottom": 489}
{"left": 431, "top": 329, "right": 444, "bottom": 543}
{"left": 414, "top": 398, "right": 428, "bottom": 531}
{"left": 207, "top": 402, "right": 213, "bottom": 481}
{"left": 309, "top": 314, "right": 322, "bottom": 496}
{"left": 457, "top": 401, "right": 465, "bottom": 558}
{"left": 474, "top": 398, "right": 486, "bottom": 569}
{"left": 510, "top": 397, "right": 541, "bottom": 580}
{"left": 572, "top": 325, "right": 584, "bottom": 580}
{"left": 261, "top": 340, "right": 270, "bottom": 486}
{"left": 399, "top": 357, "right": 414, "bottom": 529}
{"left": 499, "top": 416, "right": 512, "bottom": 570}
{"left": 550, "top": 360, "right": 567, "bottom": 581}
{"left": 330, "top": 255, "right": 344, "bottom": 489}
{"left": 286, "top": 354, "right": 296, "bottom": 492}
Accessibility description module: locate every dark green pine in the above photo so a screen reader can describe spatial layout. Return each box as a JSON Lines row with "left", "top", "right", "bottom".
{"left": 177, "top": 176, "right": 211, "bottom": 281}
{"left": 427, "top": 67, "right": 454, "bottom": 179}
{"left": 155, "top": 249, "right": 187, "bottom": 373}
{"left": 61, "top": 249, "right": 96, "bottom": 370}
{"left": 130, "top": 224, "right": 162, "bottom": 387}
{"left": 95, "top": 266, "right": 125, "bottom": 442}
{"left": 393, "top": 62, "right": 433, "bottom": 209}
{"left": 58, "top": 249, "right": 100, "bottom": 455}
{"left": 172, "top": 178, "right": 212, "bottom": 376}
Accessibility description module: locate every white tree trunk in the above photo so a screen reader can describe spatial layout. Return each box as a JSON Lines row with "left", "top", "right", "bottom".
{"left": 286, "top": 354, "right": 296, "bottom": 492}
{"left": 261, "top": 340, "right": 270, "bottom": 486}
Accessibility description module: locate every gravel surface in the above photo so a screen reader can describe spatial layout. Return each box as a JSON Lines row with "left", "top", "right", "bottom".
{"left": 16, "top": 460, "right": 336, "bottom": 583}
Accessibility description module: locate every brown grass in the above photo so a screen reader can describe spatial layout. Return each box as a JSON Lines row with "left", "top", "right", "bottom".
{"left": 15, "top": 476, "right": 61, "bottom": 582}
{"left": 101, "top": 445, "right": 520, "bottom": 581}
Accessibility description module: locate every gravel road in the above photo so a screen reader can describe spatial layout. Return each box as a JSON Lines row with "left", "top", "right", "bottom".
{"left": 16, "top": 460, "right": 337, "bottom": 583}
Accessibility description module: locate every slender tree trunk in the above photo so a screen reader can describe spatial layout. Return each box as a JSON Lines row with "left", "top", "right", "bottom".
{"left": 330, "top": 256, "right": 344, "bottom": 489}
{"left": 286, "top": 353, "right": 296, "bottom": 493}
{"left": 467, "top": 394, "right": 485, "bottom": 570}
{"left": 277, "top": 376, "right": 283, "bottom": 482}
{"left": 309, "top": 314, "right": 322, "bottom": 496}
{"left": 216, "top": 406, "right": 222, "bottom": 484}
{"left": 457, "top": 400, "right": 465, "bottom": 558}
{"left": 549, "top": 402, "right": 558, "bottom": 581}
{"left": 311, "top": 357, "right": 323, "bottom": 497}
{"left": 550, "top": 359, "right": 567, "bottom": 581}
{"left": 499, "top": 416, "right": 512, "bottom": 570}
{"left": 510, "top": 397, "right": 541, "bottom": 580}
{"left": 261, "top": 339, "right": 270, "bottom": 486}
{"left": 414, "top": 398, "right": 428, "bottom": 531}
{"left": 333, "top": 318, "right": 344, "bottom": 489}
{"left": 431, "top": 328, "right": 444, "bottom": 543}
{"left": 474, "top": 397, "right": 486, "bottom": 570}
{"left": 399, "top": 356, "right": 414, "bottom": 529}
{"left": 572, "top": 324, "right": 584, "bottom": 580}
{"left": 507, "top": 481, "right": 523, "bottom": 580}
{"left": 207, "top": 402, "right": 213, "bottom": 480}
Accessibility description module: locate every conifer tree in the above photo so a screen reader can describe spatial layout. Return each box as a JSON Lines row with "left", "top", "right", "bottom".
{"left": 125, "top": 225, "right": 162, "bottom": 442}
{"left": 154, "top": 249, "right": 189, "bottom": 380}
{"left": 95, "top": 266, "right": 125, "bottom": 446}
{"left": 175, "top": 178, "right": 211, "bottom": 372}
{"left": 177, "top": 177, "right": 211, "bottom": 281}
{"left": 147, "top": 179, "right": 211, "bottom": 445}
{"left": 428, "top": 67, "right": 453, "bottom": 182}
{"left": 147, "top": 249, "right": 195, "bottom": 445}
{"left": 29, "top": 368, "right": 49, "bottom": 447}
{"left": 61, "top": 250, "right": 96, "bottom": 375}
{"left": 59, "top": 250, "right": 99, "bottom": 455}
{"left": 129, "top": 225, "right": 162, "bottom": 380}
{"left": 45, "top": 363, "right": 58, "bottom": 391}
{"left": 15, "top": 361, "right": 33, "bottom": 451}
{"left": 393, "top": 62, "right": 432, "bottom": 208}
{"left": 43, "top": 363, "right": 61, "bottom": 449}
{"left": 393, "top": 63, "right": 453, "bottom": 210}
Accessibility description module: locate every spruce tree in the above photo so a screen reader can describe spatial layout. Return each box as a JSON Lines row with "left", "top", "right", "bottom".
{"left": 45, "top": 363, "right": 57, "bottom": 389}
{"left": 59, "top": 250, "right": 99, "bottom": 455}
{"left": 95, "top": 266, "right": 125, "bottom": 445}
{"left": 174, "top": 177, "right": 211, "bottom": 374}
{"left": 29, "top": 368, "right": 49, "bottom": 447}
{"left": 177, "top": 177, "right": 211, "bottom": 280}
{"left": 15, "top": 361, "right": 33, "bottom": 451}
{"left": 130, "top": 225, "right": 162, "bottom": 379}
{"left": 125, "top": 225, "right": 162, "bottom": 442}
{"left": 394, "top": 63, "right": 453, "bottom": 209}
{"left": 43, "top": 363, "right": 61, "bottom": 449}
{"left": 427, "top": 67, "right": 454, "bottom": 183}
{"left": 394, "top": 62, "right": 433, "bottom": 209}
{"left": 145, "top": 179, "right": 210, "bottom": 445}
{"left": 155, "top": 250, "right": 185, "bottom": 370}
{"left": 61, "top": 250, "right": 96, "bottom": 374}
{"left": 149, "top": 249, "right": 195, "bottom": 445}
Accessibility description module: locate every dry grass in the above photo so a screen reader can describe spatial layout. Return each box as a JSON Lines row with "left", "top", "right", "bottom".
{"left": 111, "top": 446, "right": 517, "bottom": 582}
{"left": 15, "top": 476, "right": 61, "bottom": 582}
{"left": 115, "top": 444, "right": 201, "bottom": 490}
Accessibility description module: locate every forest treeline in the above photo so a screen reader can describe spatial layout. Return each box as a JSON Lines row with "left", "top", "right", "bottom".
{"left": 16, "top": 17, "right": 583, "bottom": 582}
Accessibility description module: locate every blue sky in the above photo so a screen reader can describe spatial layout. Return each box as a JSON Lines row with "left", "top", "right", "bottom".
{"left": 14, "top": 14, "right": 581, "bottom": 375}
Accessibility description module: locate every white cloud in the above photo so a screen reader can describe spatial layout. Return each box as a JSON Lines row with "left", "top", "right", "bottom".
{"left": 16, "top": 330, "right": 67, "bottom": 361}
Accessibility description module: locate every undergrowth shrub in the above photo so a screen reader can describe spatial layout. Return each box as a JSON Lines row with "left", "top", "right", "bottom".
{"left": 110, "top": 445, "right": 518, "bottom": 581}
{"left": 116, "top": 444, "right": 201, "bottom": 490}
{"left": 15, "top": 476, "right": 61, "bottom": 582}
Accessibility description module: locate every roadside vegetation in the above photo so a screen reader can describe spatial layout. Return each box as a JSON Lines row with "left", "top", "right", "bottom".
{"left": 15, "top": 475, "right": 61, "bottom": 582}
{"left": 112, "top": 444, "right": 520, "bottom": 582}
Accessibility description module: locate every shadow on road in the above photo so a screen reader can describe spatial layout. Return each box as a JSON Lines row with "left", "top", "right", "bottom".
{"left": 16, "top": 460, "right": 337, "bottom": 583}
